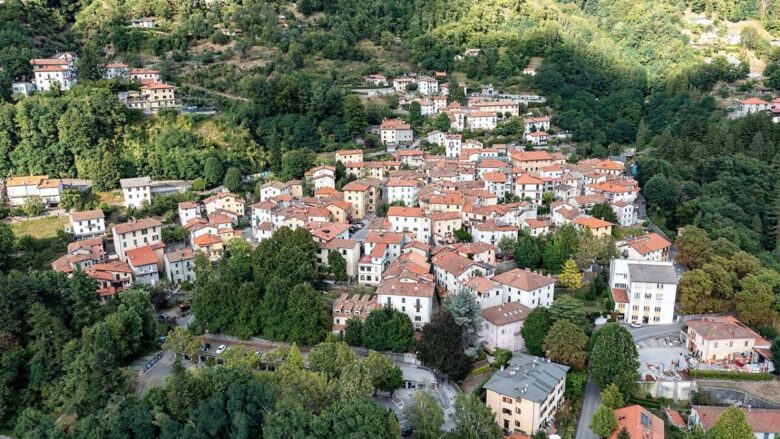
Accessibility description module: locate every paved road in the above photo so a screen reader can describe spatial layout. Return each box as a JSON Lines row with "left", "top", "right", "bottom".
{"left": 575, "top": 382, "right": 601, "bottom": 439}
{"left": 349, "top": 214, "right": 374, "bottom": 241}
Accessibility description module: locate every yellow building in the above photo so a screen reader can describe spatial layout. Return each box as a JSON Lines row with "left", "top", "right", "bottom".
{"left": 484, "top": 354, "right": 568, "bottom": 435}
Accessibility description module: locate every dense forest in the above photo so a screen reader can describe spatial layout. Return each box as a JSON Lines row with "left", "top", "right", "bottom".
{"left": 1, "top": 0, "right": 780, "bottom": 436}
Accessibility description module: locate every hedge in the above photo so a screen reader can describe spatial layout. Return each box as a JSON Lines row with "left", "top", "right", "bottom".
{"left": 689, "top": 370, "right": 774, "bottom": 381}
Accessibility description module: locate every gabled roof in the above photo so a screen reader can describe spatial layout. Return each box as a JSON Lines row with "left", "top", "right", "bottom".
{"left": 610, "top": 405, "right": 664, "bottom": 439}
{"left": 113, "top": 218, "right": 162, "bottom": 234}
{"left": 693, "top": 405, "right": 780, "bottom": 434}
{"left": 620, "top": 233, "right": 671, "bottom": 255}
{"left": 376, "top": 278, "right": 435, "bottom": 298}
{"left": 481, "top": 302, "right": 531, "bottom": 326}
{"left": 127, "top": 245, "right": 158, "bottom": 267}
{"left": 431, "top": 250, "right": 476, "bottom": 276}
{"left": 493, "top": 268, "right": 555, "bottom": 291}
{"left": 70, "top": 209, "right": 104, "bottom": 222}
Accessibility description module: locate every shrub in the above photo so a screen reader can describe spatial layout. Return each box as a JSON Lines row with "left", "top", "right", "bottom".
{"left": 688, "top": 370, "right": 774, "bottom": 381}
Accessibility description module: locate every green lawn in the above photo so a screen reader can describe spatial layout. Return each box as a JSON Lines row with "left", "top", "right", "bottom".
{"left": 10, "top": 215, "right": 66, "bottom": 239}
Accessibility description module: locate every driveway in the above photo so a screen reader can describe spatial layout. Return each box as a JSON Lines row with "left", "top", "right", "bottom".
{"left": 350, "top": 215, "right": 373, "bottom": 241}
{"left": 575, "top": 381, "right": 601, "bottom": 439}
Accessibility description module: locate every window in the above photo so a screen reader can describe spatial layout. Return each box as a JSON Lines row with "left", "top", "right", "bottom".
{"left": 502, "top": 397, "right": 513, "bottom": 404}
{"left": 502, "top": 408, "right": 512, "bottom": 415}
{"left": 515, "top": 407, "right": 522, "bottom": 414}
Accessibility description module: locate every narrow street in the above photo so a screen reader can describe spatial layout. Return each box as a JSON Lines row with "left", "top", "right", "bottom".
{"left": 575, "top": 382, "right": 601, "bottom": 439}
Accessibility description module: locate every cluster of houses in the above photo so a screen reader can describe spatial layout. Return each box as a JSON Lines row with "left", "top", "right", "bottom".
{"left": 735, "top": 96, "right": 780, "bottom": 122}
{"left": 11, "top": 52, "right": 178, "bottom": 114}
{"left": 48, "top": 176, "right": 245, "bottom": 299}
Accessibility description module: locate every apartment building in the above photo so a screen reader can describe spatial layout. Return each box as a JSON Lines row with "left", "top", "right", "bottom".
{"left": 164, "top": 247, "right": 196, "bottom": 284}
{"left": 485, "top": 353, "right": 568, "bottom": 435}
{"left": 203, "top": 192, "right": 245, "bottom": 218}
{"left": 68, "top": 210, "right": 106, "bottom": 240}
{"left": 126, "top": 245, "right": 160, "bottom": 285}
{"left": 5, "top": 175, "right": 63, "bottom": 207}
{"left": 380, "top": 119, "right": 413, "bottom": 146}
{"left": 376, "top": 277, "right": 436, "bottom": 329}
{"left": 609, "top": 259, "right": 678, "bottom": 325}
{"left": 386, "top": 178, "right": 420, "bottom": 206}
{"left": 492, "top": 268, "right": 556, "bottom": 309}
{"left": 120, "top": 177, "right": 192, "bottom": 209}
{"left": 480, "top": 302, "right": 532, "bottom": 352}
{"left": 685, "top": 316, "right": 769, "bottom": 363}
{"left": 112, "top": 218, "right": 162, "bottom": 261}
{"left": 388, "top": 206, "right": 431, "bottom": 244}
{"left": 616, "top": 233, "right": 671, "bottom": 262}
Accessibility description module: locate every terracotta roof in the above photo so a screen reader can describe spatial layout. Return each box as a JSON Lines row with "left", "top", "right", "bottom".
{"left": 464, "top": 276, "right": 502, "bottom": 293}
{"left": 611, "top": 288, "right": 628, "bottom": 304}
{"left": 203, "top": 192, "right": 244, "bottom": 204}
{"left": 493, "top": 268, "right": 555, "bottom": 291}
{"left": 610, "top": 405, "right": 664, "bottom": 439}
{"left": 664, "top": 408, "right": 686, "bottom": 429}
{"left": 387, "top": 178, "right": 419, "bottom": 187}
{"left": 516, "top": 174, "right": 544, "bottom": 185}
{"left": 194, "top": 233, "right": 222, "bottom": 246}
{"left": 319, "top": 238, "right": 359, "bottom": 250}
{"left": 6, "top": 175, "right": 48, "bottom": 186}
{"left": 528, "top": 131, "right": 548, "bottom": 137}
{"left": 342, "top": 181, "right": 369, "bottom": 191}
{"left": 450, "top": 242, "right": 496, "bottom": 255}
{"left": 481, "top": 302, "right": 531, "bottom": 326}
{"left": 571, "top": 194, "right": 607, "bottom": 205}
{"left": 741, "top": 97, "right": 769, "bottom": 105}
{"left": 70, "top": 209, "right": 104, "bottom": 222}
{"left": 483, "top": 172, "right": 507, "bottom": 183}
{"left": 380, "top": 119, "right": 411, "bottom": 130}
{"left": 524, "top": 116, "right": 550, "bottom": 124}
{"left": 178, "top": 201, "right": 199, "bottom": 209}
{"left": 88, "top": 260, "right": 132, "bottom": 274}
{"left": 141, "top": 82, "right": 175, "bottom": 90}
{"left": 621, "top": 233, "right": 671, "bottom": 255}
{"left": 31, "top": 58, "right": 70, "bottom": 66}
{"left": 694, "top": 405, "right": 780, "bottom": 433}
{"left": 430, "top": 211, "right": 461, "bottom": 221}
{"left": 365, "top": 231, "right": 406, "bottom": 245}
{"left": 126, "top": 245, "right": 158, "bottom": 267}
{"left": 105, "top": 62, "right": 128, "bottom": 68}
{"left": 336, "top": 149, "right": 363, "bottom": 156}
{"left": 388, "top": 206, "right": 425, "bottom": 218}
{"left": 165, "top": 247, "right": 195, "bottom": 262}
{"left": 113, "top": 218, "right": 162, "bottom": 234}
{"left": 431, "top": 250, "right": 476, "bottom": 276}
{"left": 509, "top": 150, "right": 557, "bottom": 161}
{"left": 128, "top": 68, "right": 160, "bottom": 75}
{"left": 474, "top": 221, "right": 518, "bottom": 232}
{"left": 35, "top": 65, "right": 71, "bottom": 73}
{"left": 574, "top": 216, "right": 613, "bottom": 228}
{"left": 686, "top": 316, "right": 765, "bottom": 341}
{"left": 376, "top": 278, "right": 435, "bottom": 298}
{"left": 370, "top": 242, "right": 388, "bottom": 258}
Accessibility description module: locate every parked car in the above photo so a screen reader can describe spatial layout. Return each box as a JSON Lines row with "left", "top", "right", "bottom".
{"left": 215, "top": 344, "right": 227, "bottom": 354}
{"left": 630, "top": 322, "right": 643, "bottom": 328}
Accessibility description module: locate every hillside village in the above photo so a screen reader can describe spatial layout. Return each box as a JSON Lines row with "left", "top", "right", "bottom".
{"left": 4, "top": 66, "right": 780, "bottom": 438}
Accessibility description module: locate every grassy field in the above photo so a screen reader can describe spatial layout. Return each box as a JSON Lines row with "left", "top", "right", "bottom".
{"left": 10, "top": 215, "right": 67, "bottom": 239}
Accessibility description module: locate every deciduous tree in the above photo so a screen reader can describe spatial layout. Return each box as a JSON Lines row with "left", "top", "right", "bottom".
{"left": 589, "top": 404, "right": 618, "bottom": 438}
{"left": 522, "top": 307, "right": 552, "bottom": 356}
{"left": 542, "top": 320, "right": 588, "bottom": 369}
{"left": 404, "top": 392, "right": 443, "bottom": 439}
{"left": 590, "top": 323, "right": 639, "bottom": 398}
{"left": 708, "top": 406, "right": 753, "bottom": 439}
{"left": 559, "top": 259, "right": 582, "bottom": 292}
{"left": 452, "top": 393, "right": 503, "bottom": 439}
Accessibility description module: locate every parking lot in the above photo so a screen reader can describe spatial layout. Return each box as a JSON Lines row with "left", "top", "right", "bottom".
{"left": 636, "top": 334, "right": 690, "bottom": 378}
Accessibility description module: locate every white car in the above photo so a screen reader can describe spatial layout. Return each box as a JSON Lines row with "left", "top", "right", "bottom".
{"left": 630, "top": 322, "right": 643, "bottom": 328}
{"left": 215, "top": 344, "right": 227, "bottom": 354}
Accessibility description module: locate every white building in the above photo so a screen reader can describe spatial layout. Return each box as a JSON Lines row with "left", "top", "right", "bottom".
{"left": 126, "top": 245, "right": 160, "bottom": 285}
{"left": 11, "top": 82, "right": 35, "bottom": 97}
{"left": 164, "top": 247, "right": 196, "bottom": 284}
{"left": 127, "top": 68, "right": 161, "bottom": 83}
{"left": 616, "top": 233, "right": 671, "bottom": 262}
{"left": 120, "top": 176, "right": 192, "bottom": 209}
{"left": 527, "top": 131, "right": 549, "bottom": 146}
{"left": 386, "top": 178, "right": 420, "bottom": 206}
{"left": 131, "top": 17, "right": 157, "bottom": 28}
{"left": 444, "top": 134, "right": 463, "bottom": 158}
{"left": 466, "top": 112, "right": 498, "bottom": 130}
{"left": 68, "top": 210, "right": 106, "bottom": 240}
{"left": 380, "top": 119, "right": 414, "bottom": 147}
{"left": 524, "top": 116, "right": 551, "bottom": 134}
{"left": 31, "top": 55, "right": 77, "bottom": 92}
{"left": 472, "top": 221, "right": 518, "bottom": 247}
{"left": 112, "top": 218, "right": 162, "bottom": 262}
{"left": 178, "top": 202, "right": 201, "bottom": 226}
{"left": 387, "top": 206, "right": 431, "bottom": 244}
{"left": 417, "top": 77, "right": 439, "bottom": 95}
{"left": 5, "top": 175, "right": 63, "bottom": 207}
{"left": 609, "top": 259, "right": 679, "bottom": 325}
{"left": 431, "top": 249, "right": 490, "bottom": 293}
{"left": 376, "top": 278, "right": 436, "bottom": 329}
{"left": 104, "top": 62, "right": 129, "bottom": 79}
{"left": 492, "top": 268, "right": 556, "bottom": 309}
{"left": 480, "top": 301, "right": 531, "bottom": 352}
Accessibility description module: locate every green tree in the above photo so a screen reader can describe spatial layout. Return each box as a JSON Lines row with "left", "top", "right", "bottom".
{"left": 522, "top": 307, "right": 552, "bottom": 356}
{"left": 281, "top": 149, "right": 315, "bottom": 181}
{"left": 343, "top": 95, "right": 367, "bottom": 138}
{"left": 452, "top": 393, "right": 503, "bottom": 439}
{"left": 343, "top": 318, "right": 363, "bottom": 346}
{"left": 590, "top": 404, "right": 618, "bottom": 438}
{"left": 363, "top": 351, "right": 403, "bottom": 395}
{"left": 416, "top": 309, "right": 472, "bottom": 381}
{"left": 591, "top": 202, "right": 619, "bottom": 224}
{"left": 192, "top": 177, "right": 206, "bottom": 191}
{"left": 433, "top": 112, "right": 451, "bottom": 132}
{"left": 14, "top": 408, "right": 64, "bottom": 439}
{"left": 542, "top": 320, "right": 588, "bottom": 369}
{"left": 362, "top": 306, "right": 414, "bottom": 352}
{"left": 0, "top": 222, "right": 13, "bottom": 269}
{"left": 454, "top": 227, "right": 472, "bottom": 242}
{"left": 559, "top": 258, "right": 582, "bottom": 292}
{"left": 59, "top": 189, "right": 81, "bottom": 211}
{"left": 404, "top": 392, "right": 443, "bottom": 439}
{"left": 514, "top": 235, "right": 541, "bottom": 269}
{"left": 328, "top": 250, "right": 348, "bottom": 281}
{"left": 321, "top": 399, "right": 400, "bottom": 438}
{"left": 203, "top": 157, "right": 224, "bottom": 188}
{"left": 308, "top": 341, "right": 357, "bottom": 378}
{"left": 708, "top": 406, "right": 753, "bottom": 439}
{"left": 408, "top": 101, "right": 423, "bottom": 128}
{"left": 163, "top": 327, "right": 201, "bottom": 361}
{"left": 675, "top": 226, "right": 713, "bottom": 269}
{"left": 549, "top": 296, "right": 589, "bottom": 329}
{"left": 223, "top": 167, "right": 243, "bottom": 193}
{"left": 22, "top": 196, "right": 44, "bottom": 217}
{"left": 590, "top": 323, "right": 639, "bottom": 398}
{"left": 600, "top": 383, "right": 624, "bottom": 409}
{"left": 493, "top": 348, "right": 512, "bottom": 369}
{"left": 736, "top": 274, "right": 776, "bottom": 326}
{"left": 337, "top": 360, "right": 374, "bottom": 401}
{"left": 772, "top": 339, "right": 780, "bottom": 374}
{"left": 617, "top": 426, "right": 631, "bottom": 439}
{"left": 765, "top": 60, "right": 780, "bottom": 90}
{"left": 286, "top": 283, "right": 329, "bottom": 346}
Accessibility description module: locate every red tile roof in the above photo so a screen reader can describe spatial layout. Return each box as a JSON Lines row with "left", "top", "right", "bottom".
{"left": 493, "top": 268, "right": 555, "bottom": 291}
{"left": 126, "top": 245, "right": 157, "bottom": 267}
{"left": 610, "top": 405, "right": 664, "bottom": 439}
